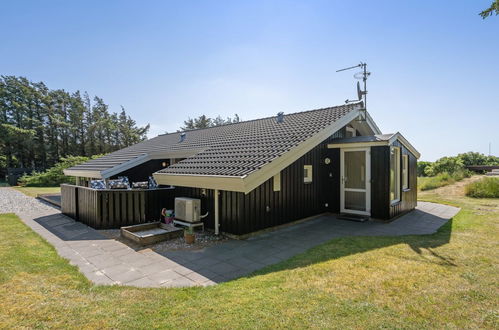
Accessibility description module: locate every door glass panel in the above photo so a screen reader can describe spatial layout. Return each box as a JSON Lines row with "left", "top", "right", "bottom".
{"left": 345, "top": 191, "right": 366, "bottom": 211}
{"left": 344, "top": 151, "right": 366, "bottom": 189}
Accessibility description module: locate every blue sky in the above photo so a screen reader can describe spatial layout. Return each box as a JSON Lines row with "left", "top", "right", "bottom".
{"left": 1, "top": 0, "right": 498, "bottom": 161}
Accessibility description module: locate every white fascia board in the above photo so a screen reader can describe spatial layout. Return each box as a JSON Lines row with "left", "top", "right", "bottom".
{"left": 389, "top": 133, "right": 421, "bottom": 159}
{"left": 153, "top": 172, "right": 246, "bottom": 192}
{"left": 63, "top": 169, "right": 103, "bottom": 178}
{"left": 365, "top": 111, "right": 382, "bottom": 134}
{"left": 327, "top": 141, "right": 388, "bottom": 149}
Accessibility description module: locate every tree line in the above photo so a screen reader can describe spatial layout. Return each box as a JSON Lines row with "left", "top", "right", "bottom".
{"left": 181, "top": 114, "right": 240, "bottom": 131}
{"left": 0, "top": 76, "right": 149, "bottom": 173}
{"left": 418, "top": 152, "right": 499, "bottom": 177}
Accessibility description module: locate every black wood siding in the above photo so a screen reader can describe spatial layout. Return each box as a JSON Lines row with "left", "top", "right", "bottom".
{"left": 389, "top": 140, "right": 418, "bottom": 218}
{"left": 323, "top": 148, "right": 341, "bottom": 213}
{"left": 175, "top": 130, "right": 345, "bottom": 235}
{"left": 369, "top": 143, "right": 417, "bottom": 220}
{"left": 370, "top": 146, "right": 390, "bottom": 219}
{"left": 172, "top": 130, "right": 418, "bottom": 234}
{"left": 61, "top": 184, "right": 176, "bottom": 229}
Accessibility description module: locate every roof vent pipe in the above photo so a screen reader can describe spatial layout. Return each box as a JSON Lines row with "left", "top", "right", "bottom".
{"left": 179, "top": 132, "right": 186, "bottom": 143}
{"left": 276, "top": 112, "right": 284, "bottom": 123}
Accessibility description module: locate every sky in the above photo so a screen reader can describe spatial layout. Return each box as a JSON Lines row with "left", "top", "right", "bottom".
{"left": 1, "top": 0, "right": 498, "bottom": 161}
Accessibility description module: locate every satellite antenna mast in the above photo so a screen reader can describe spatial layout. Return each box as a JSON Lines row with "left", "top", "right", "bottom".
{"left": 336, "top": 62, "right": 370, "bottom": 120}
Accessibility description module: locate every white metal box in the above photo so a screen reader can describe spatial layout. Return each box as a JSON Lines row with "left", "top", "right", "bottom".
{"left": 174, "top": 197, "right": 201, "bottom": 223}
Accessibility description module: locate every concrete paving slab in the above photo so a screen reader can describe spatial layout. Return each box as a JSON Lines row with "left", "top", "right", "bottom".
{"left": 148, "top": 269, "right": 183, "bottom": 284}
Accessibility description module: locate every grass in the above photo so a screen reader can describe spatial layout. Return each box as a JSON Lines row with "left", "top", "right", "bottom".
{"left": 1, "top": 186, "right": 498, "bottom": 328}
{"left": 12, "top": 186, "right": 61, "bottom": 198}
{"left": 418, "top": 171, "right": 470, "bottom": 191}
{"left": 465, "top": 177, "right": 499, "bottom": 198}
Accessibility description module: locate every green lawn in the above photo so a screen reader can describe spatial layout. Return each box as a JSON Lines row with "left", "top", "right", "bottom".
{"left": 0, "top": 186, "right": 498, "bottom": 328}
{"left": 12, "top": 186, "right": 61, "bottom": 198}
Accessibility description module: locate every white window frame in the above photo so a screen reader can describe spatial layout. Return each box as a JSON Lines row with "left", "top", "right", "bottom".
{"left": 340, "top": 147, "right": 371, "bottom": 216}
{"left": 273, "top": 172, "right": 281, "bottom": 192}
{"left": 390, "top": 147, "right": 401, "bottom": 204}
{"left": 303, "top": 165, "right": 313, "bottom": 183}
{"left": 402, "top": 154, "right": 409, "bottom": 190}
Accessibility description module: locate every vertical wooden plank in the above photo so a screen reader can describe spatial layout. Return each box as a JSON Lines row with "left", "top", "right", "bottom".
{"left": 231, "top": 191, "right": 237, "bottom": 231}
{"left": 140, "top": 191, "right": 146, "bottom": 222}
{"left": 127, "top": 191, "right": 134, "bottom": 225}
{"left": 96, "top": 190, "right": 102, "bottom": 228}
{"left": 109, "top": 191, "right": 114, "bottom": 228}
{"left": 120, "top": 191, "right": 126, "bottom": 225}
{"left": 134, "top": 191, "right": 140, "bottom": 223}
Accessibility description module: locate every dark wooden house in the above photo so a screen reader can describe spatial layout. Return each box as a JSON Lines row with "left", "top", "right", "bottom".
{"left": 64, "top": 102, "right": 420, "bottom": 236}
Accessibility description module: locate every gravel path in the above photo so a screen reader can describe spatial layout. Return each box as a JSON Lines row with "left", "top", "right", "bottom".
{"left": 0, "top": 187, "right": 57, "bottom": 215}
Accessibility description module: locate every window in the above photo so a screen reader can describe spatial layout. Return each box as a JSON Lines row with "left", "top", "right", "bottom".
{"left": 345, "top": 126, "right": 356, "bottom": 137}
{"left": 304, "top": 165, "right": 313, "bottom": 183}
{"left": 273, "top": 172, "right": 281, "bottom": 192}
{"left": 390, "top": 147, "right": 400, "bottom": 203}
{"left": 402, "top": 154, "right": 409, "bottom": 190}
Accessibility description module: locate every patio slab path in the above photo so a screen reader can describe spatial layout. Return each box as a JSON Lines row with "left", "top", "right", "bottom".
{"left": 1, "top": 187, "right": 460, "bottom": 288}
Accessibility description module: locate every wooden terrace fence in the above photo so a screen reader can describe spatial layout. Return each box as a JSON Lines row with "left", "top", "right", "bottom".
{"left": 61, "top": 184, "right": 176, "bottom": 229}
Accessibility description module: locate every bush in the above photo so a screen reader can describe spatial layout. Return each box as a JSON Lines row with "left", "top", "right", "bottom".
{"left": 417, "top": 161, "right": 432, "bottom": 177}
{"left": 18, "top": 155, "right": 101, "bottom": 187}
{"left": 465, "top": 177, "right": 499, "bottom": 198}
{"left": 424, "top": 157, "right": 465, "bottom": 177}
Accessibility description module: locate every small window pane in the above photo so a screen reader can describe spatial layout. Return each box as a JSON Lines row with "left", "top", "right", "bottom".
{"left": 304, "top": 165, "right": 313, "bottom": 183}
{"left": 402, "top": 155, "right": 409, "bottom": 190}
{"left": 390, "top": 147, "right": 400, "bottom": 203}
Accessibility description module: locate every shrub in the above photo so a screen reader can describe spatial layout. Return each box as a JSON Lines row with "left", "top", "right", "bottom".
{"left": 417, "top": 161, "right": 432, "bottom": 177}
{"left": 18, "top": 155, "right": 102, "bottom": 187}
{"left": 458, "top": 151, "right": 499, "bottom": 167}
{"left": 425, "top": 157, "right": 465, "bottom": 177}
{"left": 465, "top": 177, "right": 499, "bottom": 198}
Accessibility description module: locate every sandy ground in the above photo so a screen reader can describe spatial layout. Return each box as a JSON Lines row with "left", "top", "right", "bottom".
{"left": 428, "top": 175, "right": 484, "bottom": 198}
{"left": 420, "top": 175, "right": 499, "bottom": 214}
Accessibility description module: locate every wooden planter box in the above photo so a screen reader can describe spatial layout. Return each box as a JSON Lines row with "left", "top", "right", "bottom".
{"left": 121, "top": 222, "right": 183, "bottom": 245}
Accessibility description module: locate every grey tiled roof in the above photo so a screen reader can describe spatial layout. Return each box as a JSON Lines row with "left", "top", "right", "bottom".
{"left": 67, "top": 102, "right": 362, "bottom": 177}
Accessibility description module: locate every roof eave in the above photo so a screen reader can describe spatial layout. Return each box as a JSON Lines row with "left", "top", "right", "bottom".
{"left": 153, "top": 172, "right": 246, "bottom": 192}
{"left": 327, "top": 132, "right": 421, "bottom": 159}
{"left": 63, "top": 169, "right": 103, "bottom": 179}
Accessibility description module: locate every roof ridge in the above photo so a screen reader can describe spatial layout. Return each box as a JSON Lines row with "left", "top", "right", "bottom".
{"left": 157, "top": 101, "right": 363, "bottom": 137}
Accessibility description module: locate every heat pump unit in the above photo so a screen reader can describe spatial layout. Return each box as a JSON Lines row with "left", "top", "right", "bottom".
{"left": 174, "top": 197, "right": 201, "bottom": 223}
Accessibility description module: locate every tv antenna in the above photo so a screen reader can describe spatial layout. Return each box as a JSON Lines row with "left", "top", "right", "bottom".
{"left": 336, "top": 62, "right": 370, "bottom": 120}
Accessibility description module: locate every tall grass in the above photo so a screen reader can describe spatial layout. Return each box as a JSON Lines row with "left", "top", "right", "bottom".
{"left": 465, "top": 177, "right": 499, "bottom": 198}
{"left": 418, "top": 171, "right": 470, "bottom": 191}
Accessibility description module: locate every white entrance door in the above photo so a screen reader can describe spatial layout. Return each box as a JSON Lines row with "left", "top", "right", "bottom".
{"left": 340, "top": 148, "right": 371, "bottom": 215}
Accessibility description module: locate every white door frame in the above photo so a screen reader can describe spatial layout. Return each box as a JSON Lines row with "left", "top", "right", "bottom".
{"left": 340, "top": 147, "right": 371, "bottom": 215}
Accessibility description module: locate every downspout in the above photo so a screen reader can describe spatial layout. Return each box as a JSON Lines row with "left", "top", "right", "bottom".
{"left": 214, "top": 189, "right": 219, "bottom": 235}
